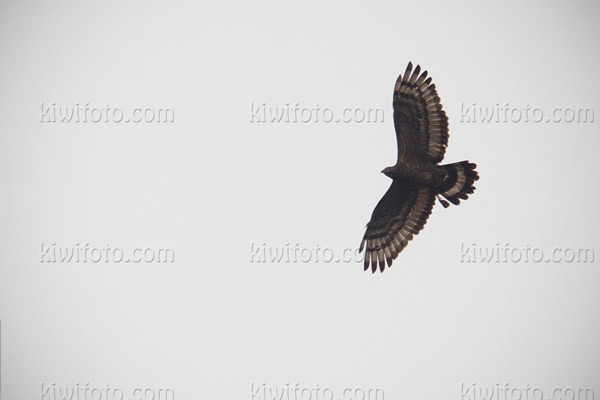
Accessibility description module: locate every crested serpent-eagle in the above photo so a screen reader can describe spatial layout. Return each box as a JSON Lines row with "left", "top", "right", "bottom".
{"left": 359, "top": 62, "right": 479, "bottom": 273}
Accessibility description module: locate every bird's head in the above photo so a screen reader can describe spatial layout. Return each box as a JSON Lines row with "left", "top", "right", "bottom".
{"left": 381, "top": 166, "right": 394, "bottom": 178}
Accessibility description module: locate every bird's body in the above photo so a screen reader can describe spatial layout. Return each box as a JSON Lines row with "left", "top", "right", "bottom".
{"left": 359, "top": 62, "right": 479, "bottom": 273}
{"left": 383, "top": 157, "right": 442, "bottom": 186}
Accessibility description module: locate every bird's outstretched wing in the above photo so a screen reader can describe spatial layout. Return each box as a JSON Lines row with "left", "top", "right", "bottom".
{"left": 359, "top": 181, "right": 435, "bottom": 272}
{"left": 393, "top": 62, "right": 448, "bottom": 163}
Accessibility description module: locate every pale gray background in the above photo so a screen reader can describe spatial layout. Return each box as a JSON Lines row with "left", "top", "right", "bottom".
{"left": 0, "top": 0, "right": 599, "bottom": 398}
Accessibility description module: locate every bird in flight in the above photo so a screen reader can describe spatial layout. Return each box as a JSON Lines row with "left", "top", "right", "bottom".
{"left": 359, "top": 62, "right": 479, "bottom": 273}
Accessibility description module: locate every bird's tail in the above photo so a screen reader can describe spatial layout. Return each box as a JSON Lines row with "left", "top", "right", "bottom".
{"left": 435, "top": 161, "right": 479, "bottom": 208}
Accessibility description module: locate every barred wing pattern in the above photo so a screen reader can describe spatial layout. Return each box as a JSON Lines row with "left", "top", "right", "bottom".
{"left": 393, "top": 62, "right": 449, "bottom": 164}
{"left": 359, "top": 181, "right": 435, "bottom": 273}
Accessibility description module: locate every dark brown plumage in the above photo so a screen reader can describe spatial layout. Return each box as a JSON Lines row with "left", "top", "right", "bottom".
{"left": 359, "top": 62, "right": 479, "bottom": 273}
